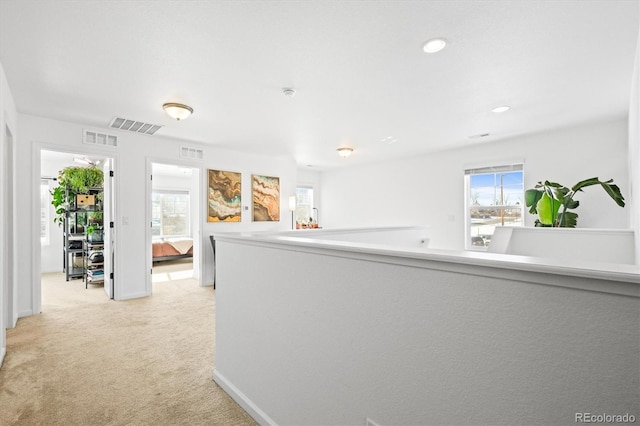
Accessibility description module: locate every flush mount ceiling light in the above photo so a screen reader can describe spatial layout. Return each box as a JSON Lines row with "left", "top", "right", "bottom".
{"left": 337, "top": 147, "right": 354, "bottom": 158}
{"left": 73, "top": 157, "right": 96, "bottom": 166}
{"left": 422, "top": 38, "right": 447, "bottom": 53}
{"left": 162, "top": 102, "right": 193, "bottom": 121}
{"left": 282, "top": 88, "right": 296, "bottom": 98}
{"left": 491, "top": 105, "right": 511, "bottom": 113}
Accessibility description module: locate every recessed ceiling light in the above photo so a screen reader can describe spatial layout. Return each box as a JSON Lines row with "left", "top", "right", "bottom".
{"left": 381, "top": 136, "right": 398, "bottom": 144}
{"left": 422, "top": 38, "right": 447, "bottom": 53}
{"left": 491, "top": 105, "right": 511, "bottom": 113}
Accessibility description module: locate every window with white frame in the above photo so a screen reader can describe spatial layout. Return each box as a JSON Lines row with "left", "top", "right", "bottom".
{"left": 40, "top": 181, "right": 50, "bottom": 246}
{"left": 151, "top": 190, "right": 190, "bottom": 238}
{"left": 465, "top": 164, "right": 524, "bottom": 249}
{"left": 295, "top": 187, "right": 314, "bottom": 227}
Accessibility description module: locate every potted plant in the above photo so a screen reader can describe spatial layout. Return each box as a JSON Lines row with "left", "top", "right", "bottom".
{"left": 524, "top": 177, "right": 625, "bottom": 227}
{"left": 86, "top": 224, "right": 104, "bottom": 242}
{"left": 88, "top": 211, "right": 103, "bottom": 225}
{"left": 51, "top": 166, "right": 103, "bottom": 226}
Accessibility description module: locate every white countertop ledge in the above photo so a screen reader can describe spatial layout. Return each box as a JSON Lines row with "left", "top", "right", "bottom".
{"left": 212, "top": 230, "right": 640, "bottom": 298}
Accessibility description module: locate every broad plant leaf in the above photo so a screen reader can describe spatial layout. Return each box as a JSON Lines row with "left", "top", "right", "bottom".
{"left": 572, "top": 177, "right": 626, "bottom": 207}
{"left": 601, "top": 181, "right": 626, "bottom": 207}
{"left": 525, "top": 189, "right": 543, "bottom": 213}
{"left": 563, "top": 197, "right": 579, "bottom": 210}
{"left": 536, "top": 193, "right": 561, "bottom": 226}
{"left": 557, "top": 211, "right": 578, "bottom": 228}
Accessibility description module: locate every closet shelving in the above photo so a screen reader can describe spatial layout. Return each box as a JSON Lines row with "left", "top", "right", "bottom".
{"left": 62, "top": 187, "right": 104, "bottom": 285}
{"left": 85, "top": 240, "right": 105, "bottom": 288}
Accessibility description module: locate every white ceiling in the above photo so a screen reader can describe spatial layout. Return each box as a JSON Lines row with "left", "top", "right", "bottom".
{"left": 2, "top": 0, "right": 638, "bottom": 169}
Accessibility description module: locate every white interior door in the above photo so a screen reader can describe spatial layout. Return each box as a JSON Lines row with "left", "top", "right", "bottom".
{"left": 103, "top": 159, "right": 114, "bottom": 299}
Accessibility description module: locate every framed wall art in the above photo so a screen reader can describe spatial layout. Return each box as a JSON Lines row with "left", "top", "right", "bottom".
{"left": 252, "top": 174, "right": 280, "bottom": 221}
{"left": 208, "top": 169, "right": 242, "bottom": 222}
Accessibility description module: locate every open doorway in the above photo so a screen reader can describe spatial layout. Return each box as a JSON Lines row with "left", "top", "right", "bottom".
{"left": 149, "top": 162, "right": 201, "bottom": 291}
{"left": 40, "top": 149, "right": 115, "bottom": 309}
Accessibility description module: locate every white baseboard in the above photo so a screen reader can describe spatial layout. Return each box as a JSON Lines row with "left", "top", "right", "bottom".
{"left": 213, "top": 369, "right": 277, "bottom": 426}
{"left": 0, "top": 346, "right": 6, "bottom": 369}
{"left": 18, "top": 310, "right": 33, "bottom": 318}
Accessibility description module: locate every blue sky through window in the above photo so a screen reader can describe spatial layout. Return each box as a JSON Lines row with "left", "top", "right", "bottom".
{"left": 470, "top": 171, "right": 523, "bottom": 206}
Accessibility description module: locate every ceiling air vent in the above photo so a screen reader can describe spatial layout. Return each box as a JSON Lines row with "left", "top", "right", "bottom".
{"left": 109, "top": 117, "right": 162, "bottom": 135}
{"left": 83, "top": 130, "right": 118, "bottom": 147}
{"left": 180, "top": 146, "right": 204, "bottom": 160}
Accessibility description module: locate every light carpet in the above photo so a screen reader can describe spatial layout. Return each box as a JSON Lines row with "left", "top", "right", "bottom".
{"left": 0, "top": 264, "right": 257, "bottom": 426}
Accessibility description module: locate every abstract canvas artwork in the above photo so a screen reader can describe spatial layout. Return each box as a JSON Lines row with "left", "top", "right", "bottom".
{"left": 208, "top": 169, "right": 242, "bottom": 222}
{"left": 252, "top": 174, "right": 280, "bottom": 221}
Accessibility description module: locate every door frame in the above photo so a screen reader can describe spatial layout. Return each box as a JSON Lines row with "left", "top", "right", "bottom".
{"left": 2, "top": 122, "right": 16, "bottom": 329}
{"left": 34, "top": 143, "right": 119, "bottom": 312}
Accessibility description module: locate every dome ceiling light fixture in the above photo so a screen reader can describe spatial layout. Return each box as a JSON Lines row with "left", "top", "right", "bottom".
{"left": 337, "top": 147, "right": 354, "bottom": 158}
{"left": 74, "top": 156, "right": 97, "bottom": 166}
{"left": 282, "top": 88, "right": 296, "bottom": 98}
{"left": 163, "top": 102, "right": 193, "bottom": 121}
{"left": 422, "top": 37, "right": 447, "bottom": 53}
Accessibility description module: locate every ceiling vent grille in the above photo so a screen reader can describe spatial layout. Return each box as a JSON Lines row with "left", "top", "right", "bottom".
{"left": 109, "top": 117, "right": 162, "bottom": 135}
{"left": 83, "top": 130, "right": 118, "bottom": 147}
{"left": 180, "top": 146, "right": 204, "bottom": 160}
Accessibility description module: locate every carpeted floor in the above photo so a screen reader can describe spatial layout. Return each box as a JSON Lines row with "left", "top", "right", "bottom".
{"left": 0, "top": 261, "right": 257, "bottom": 425}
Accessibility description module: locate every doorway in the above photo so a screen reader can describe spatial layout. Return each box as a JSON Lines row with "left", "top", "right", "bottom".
{"left": 148, "top": 162, "right": 202, "bottom": 292}
{"left": 39, "top": 149, "right": 116, "bottom": 308}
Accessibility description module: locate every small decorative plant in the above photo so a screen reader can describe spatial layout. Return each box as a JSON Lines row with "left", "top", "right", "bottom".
{"left": 525, "top": 177, "right": 625, "bottom": 227}
{"left": 88, "top": 211, "right": 103, "bottom": 224}
{"left": 51, "top": 166, "right": 104, "bottom": 226}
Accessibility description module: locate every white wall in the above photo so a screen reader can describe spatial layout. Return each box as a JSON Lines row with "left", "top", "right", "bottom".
{"left": 15, "top": 113, "right": 297, "bottom": 316}
{"left": 320, "top": 118, "right": 630, "bottom": 250}
{"left": 214, "top": 237, "right": 640, "bottom": 425}
{"left": 630, "top": 22, "right": 640, "bottom": 266}
{"left": 0, "top": 61, "right": 18, "bottom": 365}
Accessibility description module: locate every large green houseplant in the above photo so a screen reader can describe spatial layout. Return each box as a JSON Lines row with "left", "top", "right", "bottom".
{"left": 524, "top": 177, "right": 625, "bottom": 227}
{"left": 51, "top": 166, "right": 104, "bottom": 226}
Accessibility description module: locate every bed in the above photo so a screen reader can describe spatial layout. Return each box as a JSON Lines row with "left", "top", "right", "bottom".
{"left": 152, "top": 238, "right": 194, "bottom": 262}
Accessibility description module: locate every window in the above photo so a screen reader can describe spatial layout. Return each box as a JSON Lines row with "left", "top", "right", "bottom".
{"left": 465, "top": 164, "right": 524, "bottom": 249}
{"left": 40, "top": 182, "right": 50, "bottom": 245}
{"left": 295, "top": 187, "right": 314, "bottom": 227}
{"left": 151, "top": 190, "right": 190, "bottom": 237}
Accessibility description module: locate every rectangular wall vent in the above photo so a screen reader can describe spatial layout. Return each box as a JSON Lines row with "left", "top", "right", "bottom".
{"left": 109, "top": 117, "right": 162, "bottom": 135}
{"left": 180, "top": 146, "right": 204, "bottom": 160}
{"left": 83, "top": 130, "right": 118, "bottom": 147}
